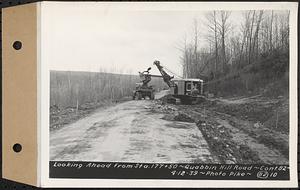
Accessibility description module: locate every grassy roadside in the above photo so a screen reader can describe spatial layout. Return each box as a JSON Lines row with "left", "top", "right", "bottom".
{"left": 50, "top": 97, "right": 132, "bottom": 131}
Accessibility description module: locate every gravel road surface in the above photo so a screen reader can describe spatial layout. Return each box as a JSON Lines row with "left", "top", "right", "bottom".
{"left": 50, "top": 100, "right": 217, "bottom": 163}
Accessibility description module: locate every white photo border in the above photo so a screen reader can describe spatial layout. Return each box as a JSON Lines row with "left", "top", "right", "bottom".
{"left": 39, "top": 1, "right": 298, "bottom": 188}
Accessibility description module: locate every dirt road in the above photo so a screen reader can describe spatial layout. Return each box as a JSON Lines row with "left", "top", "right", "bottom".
{"left": 50, "top": 100, "right": 218, "bottom": 163}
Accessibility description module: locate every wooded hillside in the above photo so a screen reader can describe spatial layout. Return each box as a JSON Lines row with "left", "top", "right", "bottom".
{"left": 179, "top": 10, "right": 290, "bottom": 96}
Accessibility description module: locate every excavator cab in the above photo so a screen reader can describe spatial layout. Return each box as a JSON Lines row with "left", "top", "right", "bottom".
{"left": 170, "top": 79, "right": 204, "bottom": 104}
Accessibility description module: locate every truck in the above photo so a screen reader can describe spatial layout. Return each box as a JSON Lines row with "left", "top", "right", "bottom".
{"left": 132, "top": 67, "right": 158, "bottom": 100}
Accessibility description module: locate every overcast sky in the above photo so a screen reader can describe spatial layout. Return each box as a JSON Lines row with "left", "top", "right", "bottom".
{"left": 42, "top": 2, "right": 286, "bottom": 76}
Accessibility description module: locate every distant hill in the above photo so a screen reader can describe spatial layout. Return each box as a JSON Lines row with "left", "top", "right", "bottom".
{"left": 50, "top": 70, "right": 167, "bottom": 108}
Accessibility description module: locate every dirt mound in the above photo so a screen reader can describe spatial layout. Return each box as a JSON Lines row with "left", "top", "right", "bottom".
{"left": 174, "top": 113, "right": 195, "bottom": 123}
{"left": 197, "top": 120, "right": 261, "bottom": 164}
{"left": 155, "top": 90, "right": 171, "bottom": 99}
{"left": 158, "top": 94, "right": 176, "bottom": 104}
{"left": 152, "top": 103, "right": 195, "bottom": 123}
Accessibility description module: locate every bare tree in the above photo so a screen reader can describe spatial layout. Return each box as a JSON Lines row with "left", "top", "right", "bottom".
{"left": 175, "top": 10, "right": 289, "bottom": 85}
{"left": 247, "top": 11, "right": 256, "bottom": 64}
{"left": 269, "top": 10, "right": 274, "bottom": 51}
{"left": 218, "top": 11, "right": 231, "bottom": 72}
{"left": 193, "top": 18, "right": 199, "bottom": 66}
{"left": 205, "top": 11, "right": 219, "bottom": 78}
{"left": 238, "top": 11, "right": 251, "bottom": 67}
{"left": 252, "top": 10, "right": 264, "bottom": 59}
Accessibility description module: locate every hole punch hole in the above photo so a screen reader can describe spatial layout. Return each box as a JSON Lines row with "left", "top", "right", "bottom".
{"left": 13, "top": 41, "right": 22, "bottom": 50}
{"left": 13, "top": 143, "right": 22, "bottom": 153}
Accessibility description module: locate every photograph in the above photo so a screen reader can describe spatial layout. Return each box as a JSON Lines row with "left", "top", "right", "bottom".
{"left": 1, "top": 1, "right": 296, "bottom": 188}
{"left": 48, "top": 3, "right": 290, "bottom": 166}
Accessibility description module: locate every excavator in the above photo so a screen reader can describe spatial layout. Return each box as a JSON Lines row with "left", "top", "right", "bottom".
{"left": 133, "top": 60, "right": 204, "bottom": 104}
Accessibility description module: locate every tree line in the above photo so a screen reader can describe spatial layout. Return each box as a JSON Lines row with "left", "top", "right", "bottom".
{"left": 179, "top": 10, "right": 290, "bottom": 80}
{"left": 50, "top": 70, "right": 166, "bottom": 108}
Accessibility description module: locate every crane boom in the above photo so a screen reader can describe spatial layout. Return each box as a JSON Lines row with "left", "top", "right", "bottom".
{"left": 153, "top": 60, "right": 174, "bottom": 87}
